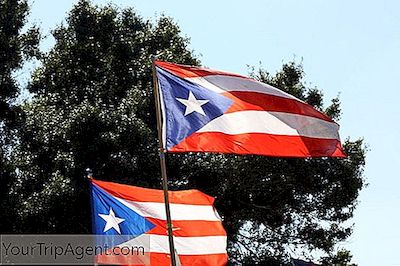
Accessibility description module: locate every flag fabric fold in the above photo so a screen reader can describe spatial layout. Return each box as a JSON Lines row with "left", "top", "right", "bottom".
{"left": 155, "top": 61, "right": 346, "bottom": 158}
{"left": 91, "top": 179, "right": 228, "bottom": 266}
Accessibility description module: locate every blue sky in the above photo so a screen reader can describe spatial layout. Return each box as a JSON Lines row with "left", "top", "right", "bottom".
{"left": 25, "top": 0, "right": 400, "bottom": 265}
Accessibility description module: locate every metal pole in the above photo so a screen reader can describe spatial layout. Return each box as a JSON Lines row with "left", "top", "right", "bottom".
{"left": 151, "top": 55, "right": 177, "bottom": 266}
{"left": 85, "top": 168, "right": 98, "bottom": 266}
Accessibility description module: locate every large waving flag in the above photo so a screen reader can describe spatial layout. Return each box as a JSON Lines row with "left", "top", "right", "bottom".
{"left": 155, "top": 61, "right": 346, "bottom": 158}
{"left": 91, "top": 179, "right": 228, "bottom": 266}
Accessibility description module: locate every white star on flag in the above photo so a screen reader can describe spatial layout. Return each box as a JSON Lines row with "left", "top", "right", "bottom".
{"left": 176, "top": 91, "right": 209, "bottom": 116}
{"left": 98, "top": 207, "right": 125, "bottom": 234}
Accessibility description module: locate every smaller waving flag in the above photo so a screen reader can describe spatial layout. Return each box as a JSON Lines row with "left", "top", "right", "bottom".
{"left": 155, "top": 61, "right": 346, "bottom": 158}
{"left": 91, "top": 179, "right": 227, "bottom": 266}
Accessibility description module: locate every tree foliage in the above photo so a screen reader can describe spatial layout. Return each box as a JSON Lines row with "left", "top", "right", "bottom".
{"left": 12, "top": 0, "right": 197, "bottom": 233}
{"left": 321, "top": 249, "right": 357, "bottom": 266}
{"left": 0, "top": 0, "right": 39, "bottom": 233}
{"left": 8, "top": 1, "right": 365, "bottom": 265}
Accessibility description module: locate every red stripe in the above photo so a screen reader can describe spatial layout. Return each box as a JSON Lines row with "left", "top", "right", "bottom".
{"left": 169, "top": 132, "right": 346, "bottom": 158}
{"left": 223, "top": 91, "right": 333, "bottom": 122}
{"left": 99, "top": 252, "right": 228, "bottom": 266}
{"left": 155, "top": 60, "right": 246, "bottom": 79}
{"left": 145, "top": 218, "right": 226, "bottom": 237}
{"left": 92, "top": 180, "right": 215, "bottom": 205}
{"left": 96, "top": 252, "right": 151, "bottom": 265}
{"left": 102, "top": 252, "right": 228, "bottom": 266}
{"left": 149, "top": 252, "right": 228, "bottom": 266}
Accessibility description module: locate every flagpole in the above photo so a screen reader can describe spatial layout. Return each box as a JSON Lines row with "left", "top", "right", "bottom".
{"left": 85, "top": 168, "right": 99, "bottom": 266}
{"left": 151, "top": 55, "right": 177, "bottom": 266}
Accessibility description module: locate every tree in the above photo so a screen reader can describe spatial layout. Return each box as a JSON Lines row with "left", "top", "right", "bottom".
{"left": 13, "top": 0, "right": 198, "bottom": 233}
{"left": 0, "top": 0, "right": 39, "bottom": 233}
{"left": 12, "top": 1, "right": 365, "bottom": 264}
{"left": 321, "top": 249, "right": 357, "bottom": 266}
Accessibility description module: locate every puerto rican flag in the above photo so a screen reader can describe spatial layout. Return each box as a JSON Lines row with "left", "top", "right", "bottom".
{"left": 155, "top": 61, "right": 346, "bottom": 158}
{"left": 91, "top": 179, "right": 228, "bottom": 265}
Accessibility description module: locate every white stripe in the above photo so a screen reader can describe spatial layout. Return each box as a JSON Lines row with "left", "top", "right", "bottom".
{"left": 188, "top": 75, "right": 299, "bottom": 100}
{"left": 197, "top": 111, "right": 340, "bottom": 140}
{"left": 148, "top": 235, "right": 227, "bottom": 255}
{"left": 157, "top": 78, "right": 167, "bottom": 148}
{"left": 115, "top": 197, "right": 221, "bottom": 221}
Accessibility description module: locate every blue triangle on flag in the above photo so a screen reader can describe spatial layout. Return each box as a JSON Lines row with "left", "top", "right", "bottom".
{"left": 157, "top": 67, "right": 233, "bottom": 149}
{"left": 90, "top": 183, "right": 155, "bottom": 238}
